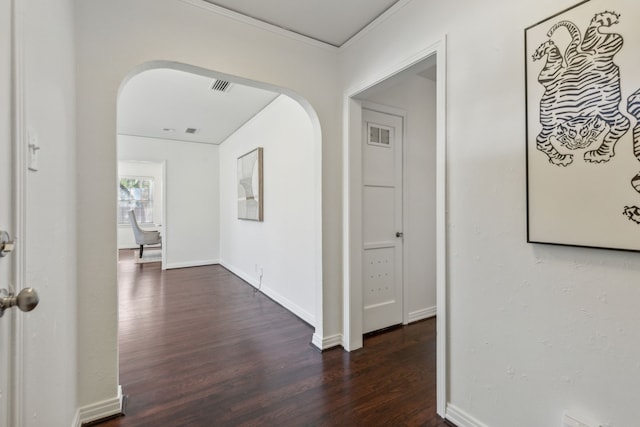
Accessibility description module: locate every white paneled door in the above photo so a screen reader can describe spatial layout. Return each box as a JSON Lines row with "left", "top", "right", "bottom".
{"left": 362, "top": 108, "right": 404, "bottom": 334}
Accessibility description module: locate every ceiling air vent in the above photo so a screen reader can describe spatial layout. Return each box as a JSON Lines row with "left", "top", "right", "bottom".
{"left": 185, "top": 128, "right": 200, "bottom": 134}
{"left": 210, "top": 79, "right": 231, "bottom": 93}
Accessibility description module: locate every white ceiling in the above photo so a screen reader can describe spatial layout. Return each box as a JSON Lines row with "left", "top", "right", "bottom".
{"left": 118, "top": 68, "right": 279, "bottom": 145}
{"left": 202, "top": 0, "right": 402, "bottom": 47}
{"left": 118, "top": 1, "right": 421, "bottom": 145}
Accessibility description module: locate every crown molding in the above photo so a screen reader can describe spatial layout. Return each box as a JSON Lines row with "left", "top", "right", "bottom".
{"left": 340, "top": 0, "right": 414, "bottom": 50}
{"left": 179, "top": 0, "right": 338, "bottom": 51}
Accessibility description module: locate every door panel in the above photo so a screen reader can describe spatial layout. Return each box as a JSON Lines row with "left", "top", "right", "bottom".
{"left": 362, "top": 108, "right": 403, "bottom": 334}
{"left": 363, "top": 246, "right": 397, "bottom": 329}
{"left": 363, "top": 186, "right": 395, "bottom": 244}
{"left": 363, "top": 132, "right": 395, "bottom": 186}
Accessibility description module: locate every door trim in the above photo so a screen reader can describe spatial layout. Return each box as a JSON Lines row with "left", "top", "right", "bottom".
{"left": 10, "top": 0, "right": 27, "bottom": 424}
{"left": 343, "top": 36, "right": 447, "bottom": 416}
{"left": 161, "top": 160, "right": 167, "bottom": 270}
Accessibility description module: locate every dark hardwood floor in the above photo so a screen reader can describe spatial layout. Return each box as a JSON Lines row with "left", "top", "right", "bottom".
{"left": 95, "top": 250, "right": 450, "bottom": 427}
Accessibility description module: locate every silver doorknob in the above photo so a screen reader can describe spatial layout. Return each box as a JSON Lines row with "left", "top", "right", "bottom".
{"left": 396, "top": 232, "right": 404, "bottom": 238}
{"left": 0, "top": 288, "right": 39, "bottom": 317}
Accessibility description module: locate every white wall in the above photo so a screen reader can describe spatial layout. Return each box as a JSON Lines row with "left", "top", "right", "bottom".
{"left": 220, "top": 96, "right": 317, "bottom": 325}
{"left": 75, "top": 0, "right": 341, "bottom": 412}
{"left": 363, "top": 74, "right": 438, "bottom": 322}
{"left": 74, "top": 1, "right": 640, "bottom": 426}
{"left": 118, "top": 135, "right": 219, "bottom": 268}
{"left": 117, "top": 160, "right": 163, "bottom": 249}
{"left": 22, "top": 0, "right": 78, "bottom": 425}
{"left": 343, "top": 1, "right": 640, "bottom": 426}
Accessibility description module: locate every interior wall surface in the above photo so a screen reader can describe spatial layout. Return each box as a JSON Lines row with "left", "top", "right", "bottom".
{"left": 362, "top": 74, "right": 438, "bottom": 321}
{"left": 117, "top": 161, "right": 164, "bottom": 250}
{"left": 117, "top": 136, "right": 219, "bottom": 268}
{"left": 22, "top": 0, "right": 78, "bottom": 425}
{"left": 75, "top": 0, "right": 341, "bottom": 408}
{"left": 342, "top": 1, "right": 640, "bottom": 426}
{"left": 219, "top": 95, "right": 317, "bottom": 325}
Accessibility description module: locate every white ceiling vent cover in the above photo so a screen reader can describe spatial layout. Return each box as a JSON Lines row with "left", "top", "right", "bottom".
{"left": 185, "top": 128, "right": 200, "bottom": 134}
{"left": 210, "top": 79, "right": 232, "bottom": 93}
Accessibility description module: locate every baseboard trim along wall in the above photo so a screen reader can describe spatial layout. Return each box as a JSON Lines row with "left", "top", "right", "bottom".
{"left": 446, "top": 403, "right": 489, "bottom": 427}
{"left": 73, "top": 385, "right": 123, "bottom": 427}
{"left": 312, "top": 333, "right": 343, "bottom": 350}
{"left": 220, "top": 262, "right": 316, "bottom": 327}
{"left": 408, "top": 306, "right": 437, "bottom": 324}
{"left": 164, "top": 259, "right": 220, "bottom": 270}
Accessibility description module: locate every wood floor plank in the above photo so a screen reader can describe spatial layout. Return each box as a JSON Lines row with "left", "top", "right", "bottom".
{"left": 93, "top": 250, "right": 450, "bottom": 426}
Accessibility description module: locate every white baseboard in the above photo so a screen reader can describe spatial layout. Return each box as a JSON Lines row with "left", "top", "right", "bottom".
{"left": 312, "top": 333, "right": 343, "bottom": 350}
{"left": 164, "top": 259, "right": 220, "bottom": 269}
{"left": 73, "top": 385, "right": 123, "bottom": 427}
{"left": 408, "top": 305, "right": 437, "bottom": 323}
{"left": 220, "top": 262, "right": 316, "bottom": 326}
{"left": 446, "top": 403, "right": 489, "bottom": 427}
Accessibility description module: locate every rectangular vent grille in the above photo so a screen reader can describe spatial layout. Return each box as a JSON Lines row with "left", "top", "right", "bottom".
{"left": 185, "top": 128, "right": 199, "bottom": 134}
{"left": 367, "top": 123, "right": 392, "bottom": 147}
{"left": 211, "top": 79, "right": 231, "bottom": 93}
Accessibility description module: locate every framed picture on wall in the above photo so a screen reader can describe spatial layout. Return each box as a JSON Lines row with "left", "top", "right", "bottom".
{"left": 237, "top": 147, "right": 263, "bottom": 221}
{"left": 525, "top": 0, "right": 640, "bottom": 251}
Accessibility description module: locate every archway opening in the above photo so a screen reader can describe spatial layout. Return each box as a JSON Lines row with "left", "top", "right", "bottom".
{"left": 115, "top": 60, "right": 325, "bottom": 385}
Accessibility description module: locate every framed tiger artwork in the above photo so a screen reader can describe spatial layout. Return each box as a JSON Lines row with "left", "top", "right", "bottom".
{"left": 525, "top": 0, "right": 640, "bottom": 251}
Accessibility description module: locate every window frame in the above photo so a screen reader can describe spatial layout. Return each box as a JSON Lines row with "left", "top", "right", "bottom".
{"left": 118, "top": 175, "right": 155, "bottom": 226}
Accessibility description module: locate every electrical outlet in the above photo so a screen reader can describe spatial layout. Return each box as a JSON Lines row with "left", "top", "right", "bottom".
{"left": 563, "top": 413, "right": 595, "bottom": 427}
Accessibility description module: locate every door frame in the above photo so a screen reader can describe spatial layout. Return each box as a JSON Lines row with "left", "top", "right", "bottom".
{"left": 160, "top": 160, "right": 167, "bottom": 270}
{"left": 343, "top": 37, "right": 447, "bottom": 416}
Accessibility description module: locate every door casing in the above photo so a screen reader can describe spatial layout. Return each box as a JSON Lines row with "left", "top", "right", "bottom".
{"left": 343, "top": 37, "right": 447, "bottom": 416}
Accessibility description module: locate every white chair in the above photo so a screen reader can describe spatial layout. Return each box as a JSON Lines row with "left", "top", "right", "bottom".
{"left": 128, "top": 209, "right": 161, "bottom": 258}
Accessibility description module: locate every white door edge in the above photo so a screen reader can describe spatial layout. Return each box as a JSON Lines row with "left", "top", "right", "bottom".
{"left": 9, "top": 0, "right": 27, "bottom": 423}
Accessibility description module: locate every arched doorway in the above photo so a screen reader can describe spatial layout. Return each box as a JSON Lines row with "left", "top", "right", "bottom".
{"left": 115, "top": 60, "right": 325, "bottom": 383}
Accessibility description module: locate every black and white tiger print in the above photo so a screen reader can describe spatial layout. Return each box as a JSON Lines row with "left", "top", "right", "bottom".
{"left": 627, "top": 88, "right": 640, "bottom": 161}
{"left": 533, "top": 11, "right": 630, "bottom": 166}
{"left": 623, "top": 205, "right": 640, "bottom": 224}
